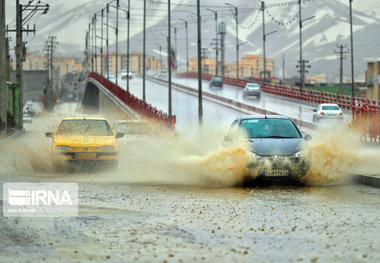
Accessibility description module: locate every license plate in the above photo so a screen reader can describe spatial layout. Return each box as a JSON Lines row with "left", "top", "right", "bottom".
{"left": 265, "top": 170, "right": 289, "bottom": 177}
{"left": 76, "top": 153, "right": 97, "bottom": 159}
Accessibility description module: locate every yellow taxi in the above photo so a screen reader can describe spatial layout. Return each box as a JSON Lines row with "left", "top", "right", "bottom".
{"left": 45, "top": 117, "right": 123, "bottom": 171}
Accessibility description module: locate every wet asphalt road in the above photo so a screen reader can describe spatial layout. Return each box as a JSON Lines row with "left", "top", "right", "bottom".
{"left": 0, "top": 101, "right": 379, "bottom": 263}
{"left": 1, "top": 173, "right": 380, "bottom": 263}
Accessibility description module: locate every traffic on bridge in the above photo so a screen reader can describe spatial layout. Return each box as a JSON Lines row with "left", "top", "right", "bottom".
{"left": 0, "top": 0, "right": 380, "bottom": 262}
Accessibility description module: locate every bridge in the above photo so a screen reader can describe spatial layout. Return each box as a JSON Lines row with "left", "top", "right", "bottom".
{"left": 83, "top": 71, "right": 380, "bottom": 143}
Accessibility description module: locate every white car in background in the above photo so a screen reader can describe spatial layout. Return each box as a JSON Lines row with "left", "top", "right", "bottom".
{"left": 146, "top": 70, "right": 155, "bottom": 78}
{"left": 242, "top": 83, "right": 261, "bottom": 98}
{"left": 157, "top": 70, "right": 168, "bottom": 79}
{"left": 121, "top": 69, "right": 133, "bottom": 79}
{"left": 313, "top": 103, "right": 344, "bottom": 122}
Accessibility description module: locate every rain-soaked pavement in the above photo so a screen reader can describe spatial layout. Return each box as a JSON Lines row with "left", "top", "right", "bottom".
{"left": 1, "top": 103, "right": 380, "bottom": 262}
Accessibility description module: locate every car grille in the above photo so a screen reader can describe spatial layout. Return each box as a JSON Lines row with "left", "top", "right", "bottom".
{"left": 70, "top": 147, "right": 101, "bottom": 152}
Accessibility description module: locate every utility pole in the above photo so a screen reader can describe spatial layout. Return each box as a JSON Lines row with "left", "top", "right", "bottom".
{"left": 16, "top": 0, "right": 23, "bottom": 129}
{"left": 197, "top": 0, "right": 202, "bottom": 124}
{"left": 43, "top": 36, "right": 58, "bottom": 110}
{"left": 206, "top": 9, "right": 218, "bottom": 76}
{"left": 201, "top": 48, "right": 209, "bottom": 73}
{"left": 334, "top": 44, "right": 349, "bottom": 94}
{"left": 349, "top": 0, "right": 355, "bottom": 115}
{"left": 168, "top": 0, "right": 172, "bottom": 120}
{"left": 14, "top": 0, "right": 48, "bottom": 129}
{"left": 219, "top": 21, "right": 226, "bottom": 77}
{"left": 178, "top": 19, "right": 189, "bottom": 73}
{"left": 127, "top": 0, "right": 130, "bottom": 92}
{"left": 0, "top": 0, "right": 6, "bottom": 135}
{"left": 226, "top": 3, "right": 239, "bottom": 79}
{"left": 143, "top": 0, "right": 146, "bottom": 103}
{"left": 296, "top": 59, "right": 311, "bottom": 87}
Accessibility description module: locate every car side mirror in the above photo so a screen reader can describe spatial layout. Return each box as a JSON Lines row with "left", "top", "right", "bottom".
{"left": 224, "top": 135, "right": 233, "bottom": 142}
{"left": 116, "top": 133, "right": 124, "bottom": 139}
{"left": 304, "top": 135, "right": 312, "bottom": 141}
{"left": 45, "top": 132, "right": 53, "bottom": 138}
{"left": 313, "top": 109, "right": 317, "bottom": 112}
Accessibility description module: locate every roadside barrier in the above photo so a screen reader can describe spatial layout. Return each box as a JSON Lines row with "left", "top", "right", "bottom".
{"left": 178, "top": 72, "right": 380, "bottom": 143}
{"left": 88, "top": 72, "right": 174, "bottom": 129}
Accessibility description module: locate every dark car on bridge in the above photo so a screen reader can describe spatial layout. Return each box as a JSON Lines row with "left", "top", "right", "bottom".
{"left": 209, "top": 77, "right": 223, "bottom": 89}
{"left": 224, "top": 115, "right": 312, "bottom": 182}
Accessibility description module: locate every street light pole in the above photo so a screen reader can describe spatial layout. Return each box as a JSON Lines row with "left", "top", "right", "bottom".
{"left": 197, "top": 0, "right": 203, "bottom": 124}
{"left": 106, "top": 4, "right": 109, "bottom": 79}
{"left": 143, "top": 0, "right": 146, "bottom": 103}
{"left": 168, "top": 0, "right": 172, "bottom": 120}
{"left": 225, "top": 3, "right": 238, "bottom": 79}
{"left": 115, "top": 0, "right": 119, "bottom": 87}
{"left": 262, "top": 1, "right": 266, "bottom": 82}
{"left": 0, "top": 0, "right": 6, "bottom": 135}
{"left": 100, "top": 9, "right": 104, "bottom": 76}
{"left": 93, "top": 14, "right": 98, "bottom": 73}
{"left": 349, "top": 0, "right": 355, "bottom": 116}
{"left": 298, "top": 0, "right": 303, "bottom": 92}
{"left": 127, "top": 0, "right": 130, "bottom": 92}
{"left": 206, "top": 8, "right": 218, "bottom": 76}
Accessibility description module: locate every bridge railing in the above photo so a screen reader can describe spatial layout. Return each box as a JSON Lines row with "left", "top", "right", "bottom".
{"left": 178, "top": 72, "right": 380, "bottom": 143}
{"left": 178, "top": 72, "right": 380, "bottom": 111}
{"left": 88, "top": 72, "right": 171, "bottom": 127}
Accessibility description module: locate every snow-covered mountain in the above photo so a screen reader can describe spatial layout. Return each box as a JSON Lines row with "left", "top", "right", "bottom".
{"left": 5, "top": 0, "right": 380, "bottom": 81}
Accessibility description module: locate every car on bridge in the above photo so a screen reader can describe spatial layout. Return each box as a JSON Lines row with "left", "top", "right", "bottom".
{"left": 45, "top": 117, "right": 124, "bottom": 172}
{"left": 224, "top": 115, "right": 312, "bottom": 183}
{"left": 242, "top": 83, "right": 261, "bottom": 98}
{"left": 121, "top": 69, "right": 133, "bottom": 79}
{"left": 157, "top": 70, "right": 168, "bottom": 79}
{"left": 146, "top": 70, "right": 156, "bottom": 78}
{"left": 313, "top": 103, "right": 344, "bottom": 122}
{"left": 209, "top": 77, "right": 223, "bottom": 89}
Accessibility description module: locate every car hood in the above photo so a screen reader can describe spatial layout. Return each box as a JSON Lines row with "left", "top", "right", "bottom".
{"left": 248, "top": 138, "right": 304, "bottom": 156}
{"left": 53, "top": 135, "right": 116, "bottom": 147}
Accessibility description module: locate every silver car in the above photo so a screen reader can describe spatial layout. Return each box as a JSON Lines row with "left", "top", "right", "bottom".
{"left": 225, "top": 115, "right": 312, "bottom": 183}
{"left": 242, "top": 83, "right": 261, "bottom": 98}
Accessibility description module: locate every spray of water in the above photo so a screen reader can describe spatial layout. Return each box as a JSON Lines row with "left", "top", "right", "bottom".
{"left": 302, "top": 124, "right": 380, "bottom": 186}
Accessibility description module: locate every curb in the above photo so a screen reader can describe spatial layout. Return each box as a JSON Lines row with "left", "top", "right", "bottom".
{"left": 359, "top": 174, "right": 380, "bottom": 188}
{"left": 0, "top": 129, "right": 24, "bottom": 144}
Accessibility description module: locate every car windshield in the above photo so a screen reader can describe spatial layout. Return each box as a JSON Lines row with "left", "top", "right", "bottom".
{"left": 247, "top": 84, "right": 259, "bottom": 89}
{"left": 56, "top": 120, "right": 113, "bottom": 136}
{"left": 240, "top": 118, "right": 301, "bottom": 138}
{"left": 322, "top": 105, "right": 340, "bottom": 111}
{"left": 212, "top": 78, "right": 222, "bottom": 82}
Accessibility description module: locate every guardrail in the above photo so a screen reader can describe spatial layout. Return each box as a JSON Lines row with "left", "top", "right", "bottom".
{"left": 178, "top": 72, "right": 380, "bottom": 143}
{"left": 178, "top": 72, "right": 380, "bottom": 112}
{"left": 88, "top": 72, "right": 172, "bottom": 127}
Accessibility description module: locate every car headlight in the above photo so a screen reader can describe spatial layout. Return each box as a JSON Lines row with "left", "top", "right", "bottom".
{"left": 101, "top": 146, "right": 114, "bottom": 151}
{"left": 57, "top": 146, "right": 71, "bottom": 151}
{"left": 293, "top": 149, "right": 311, "bottom": 159}
{"left": 248, "top": 151, "right": 260, "bottom": 160}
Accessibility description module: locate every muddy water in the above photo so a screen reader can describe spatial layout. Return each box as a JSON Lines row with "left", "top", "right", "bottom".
{"left": 1, "top": 103, "right": 380, "bottom": 262}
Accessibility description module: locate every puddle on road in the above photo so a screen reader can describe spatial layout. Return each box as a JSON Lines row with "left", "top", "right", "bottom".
{"left": 1, "top": 111, "right": 379, "bottom": 187}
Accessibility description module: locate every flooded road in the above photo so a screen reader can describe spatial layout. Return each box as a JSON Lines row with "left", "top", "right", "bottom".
{"left": 1, "top": 103, "right": 380, "bottom": 262}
